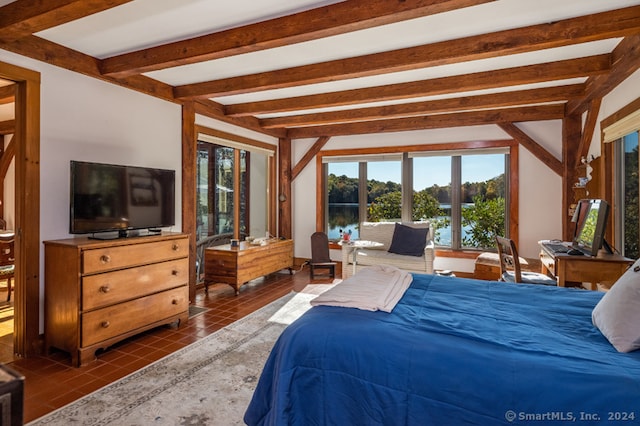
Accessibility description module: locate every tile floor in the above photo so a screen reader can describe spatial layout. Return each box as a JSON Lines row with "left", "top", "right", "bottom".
{"left": 6, "top": 266, "right": 320, "bottom": 423}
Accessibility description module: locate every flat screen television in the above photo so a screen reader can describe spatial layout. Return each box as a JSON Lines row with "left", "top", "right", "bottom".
{"left": 70, "top": 161, "right": 175, "bottom": 238}
{"left": 572, "top": 199, "right": 610, "bottom": 256}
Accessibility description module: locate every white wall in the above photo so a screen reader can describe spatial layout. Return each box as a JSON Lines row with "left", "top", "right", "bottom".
{"left": 293, "top": 122, "right": 564, "bottom": 271}
{"left": 587, "top": 69, "right": 640, "bottom": 160}
{"left": 0, "top": 49, "right": 183, "bottom": 331}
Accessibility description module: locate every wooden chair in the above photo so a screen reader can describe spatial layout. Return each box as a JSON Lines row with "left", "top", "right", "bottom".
{"left": 0, "top": 239, "right": 15, "bottom": 302}
{"left": 310, "top": 232, "right": 336, "bottom": 279}
{"left": 495, "top": 236, "right": 556, "bottom": 286}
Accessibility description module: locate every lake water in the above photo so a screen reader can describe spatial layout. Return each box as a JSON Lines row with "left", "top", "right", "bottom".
{"left": 328, "top": 203, "right": 459, "bottom": 245}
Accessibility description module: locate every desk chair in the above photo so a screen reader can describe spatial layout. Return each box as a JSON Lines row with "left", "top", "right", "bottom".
{"left": 310, "top": 232, "right": 336, "bottom": 279}
{"left": 496, "top": 236, "right": 556, "bottom": 286}
{"left": 0, "top": 239, "right": 15, "bottom": 302}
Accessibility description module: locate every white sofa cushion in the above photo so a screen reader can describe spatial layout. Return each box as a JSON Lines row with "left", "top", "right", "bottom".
{"left": 342, "top": 221, "right": 434, "bottom": 278}
{"left": 354, "top": 248, "right": 427, "bottom": 271}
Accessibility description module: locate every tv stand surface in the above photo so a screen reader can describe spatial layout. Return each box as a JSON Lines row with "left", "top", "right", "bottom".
{"left": 44, "top": 233, "right": 189, "bottom": 366}
{"left": 88, "top": 229, "right": 162, "bottom": 240}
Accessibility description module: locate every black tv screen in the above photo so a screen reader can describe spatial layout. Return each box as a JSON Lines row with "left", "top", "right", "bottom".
{"left": 70, "top": 161, "right": 175, "bottom": 236}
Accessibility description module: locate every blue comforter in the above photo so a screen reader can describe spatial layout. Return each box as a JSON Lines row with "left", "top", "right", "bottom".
{"left": 245, "top": 274, "right": 640, "bottom": 425}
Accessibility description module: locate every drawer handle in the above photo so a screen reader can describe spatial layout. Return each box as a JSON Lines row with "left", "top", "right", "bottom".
{"left": 171, "top": 269, "right": 179, "bottom": 276}
{"left": 172, "top": 244, "right": 180, "bottom": 251}
{"left": 99, "top": 285, "right": 110, "bottom": 293}
{"left": 172, "top": 299, "right": 178, "bottom": 305}
{"left": 100, "top": 255, "right": 111, "bottom": 264}
{"left": 101, "top": 321, "right": 110, "bottom": 328}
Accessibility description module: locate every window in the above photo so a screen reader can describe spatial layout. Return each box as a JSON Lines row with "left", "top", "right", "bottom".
{"left": 196, "top": 143, "right": 249, "bottom": 238}
{"left": 327, "top": 162, "right": 360, "bottom": 239}
{"left": 603, "top": 98, "right": 640, "bottom": 259}
{"left": 322, "top": 145, "right": 510, "bottom": 250}
{"left": 613, "top": 130, "right": 640, "bottom": 259}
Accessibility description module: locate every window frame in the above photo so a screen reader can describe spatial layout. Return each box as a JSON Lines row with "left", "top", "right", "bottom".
{"left": 196, "top": 125, "right": 277, "bottom": 240}
{"left": 601, "top": 96, "right": 640, "bottom": 254}
{"left": 317, "top": 140, "right": 519, "bottom": 253}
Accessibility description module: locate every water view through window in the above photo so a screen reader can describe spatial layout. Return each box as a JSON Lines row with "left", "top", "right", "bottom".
{"left": 327, "top": 153, "right": 506, "bottom": 250}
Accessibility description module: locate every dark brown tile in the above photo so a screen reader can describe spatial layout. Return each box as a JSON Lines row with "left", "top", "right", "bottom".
{"left": 11, "top": 269, "right": 302, "bottom": 422}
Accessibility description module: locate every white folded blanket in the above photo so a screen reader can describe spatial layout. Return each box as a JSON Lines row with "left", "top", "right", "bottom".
{"left": 310, "top": 264, "right": 412, "bottom": 312}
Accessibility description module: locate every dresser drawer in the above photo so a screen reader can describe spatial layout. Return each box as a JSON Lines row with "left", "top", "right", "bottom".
{"left": 82, "top": 237, "right": 188, "bottom": 274}
{"left": 82, "top": 258, "right": 189, "bottom": 311}
{"left": 82, "top": 286, "right": 188, "bottom": 347}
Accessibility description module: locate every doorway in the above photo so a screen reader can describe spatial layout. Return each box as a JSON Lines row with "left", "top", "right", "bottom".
{"left": 0, "top": 78, "right": 15, "bottom": 362}
{"left": 0, "top": 60, "right": 41, "bottom": 359}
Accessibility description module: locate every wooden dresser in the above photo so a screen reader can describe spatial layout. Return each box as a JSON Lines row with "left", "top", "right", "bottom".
{"left": 44, "top": 233, "right": 189, "bottom": 366}
{"left": 204, "top": 238, "right": 293, "bottom": 295}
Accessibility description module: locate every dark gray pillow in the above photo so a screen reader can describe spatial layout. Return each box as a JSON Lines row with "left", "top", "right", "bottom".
{"left": 388, "top": 223, "right": 428, "bottom": 257}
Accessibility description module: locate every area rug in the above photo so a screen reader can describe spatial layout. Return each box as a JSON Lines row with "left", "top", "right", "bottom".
{"left": 27, "top": 283, "right": 337, "bottom": 426}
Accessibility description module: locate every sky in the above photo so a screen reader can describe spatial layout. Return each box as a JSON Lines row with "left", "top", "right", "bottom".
{"left": 328, "top": 154, "right": 505, "bottom": 190}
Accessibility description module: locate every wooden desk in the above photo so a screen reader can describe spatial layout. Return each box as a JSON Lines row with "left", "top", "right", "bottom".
{"left": 539, "top": 243, "right": 632, "bottom": 290}
{"left": 204, "top": 239, "right": 293, "bottom": 295}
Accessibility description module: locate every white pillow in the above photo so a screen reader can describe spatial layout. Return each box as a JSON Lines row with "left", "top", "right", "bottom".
{"left": 592, "top": 258, "right": 640, "bottom": 353}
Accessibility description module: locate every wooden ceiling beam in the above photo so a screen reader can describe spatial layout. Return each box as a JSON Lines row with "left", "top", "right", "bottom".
{"left": 287, "top": 104, "right": 565, "bottom": 138}
{"left": 227, "top": 55, "right": 609, "bottom": 117}
{"left": 100, "top": 0, "right": 495, "bottom": 78}
{"left": 175, "top": 6, "right": 640, "bottom": 99}
{"left": 566, "top": 35, "right": 640, "bottom": 116}
{"left": 0, "top": 0, "right": 133, "bottom": 42}
{"left": 0, "top": 85, "right": 15, "bottom": 105}
{"left": 0, "top": 120, "right": 16, "bottom": 135}
{"left": 575, "top": 98, "right": 602, "bottom": 169}
{"left": 193, "top": 100, "right": 286, "bottom": 138}
{"left": 0, "top": 35, "right": 177, "bottom": 102}
{"left": 260, "top": 84, "right": 585, "bottom": 129}
{"left": 499, "top": 122, "right": 563, "bottom": 176}
{"left": 291, "top": 136, "right": 331, "bottom": 180}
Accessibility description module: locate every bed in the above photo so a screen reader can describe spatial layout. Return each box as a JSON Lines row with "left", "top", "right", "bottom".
{"left": 244, "top": 273, "right": 640, "bottom": 425}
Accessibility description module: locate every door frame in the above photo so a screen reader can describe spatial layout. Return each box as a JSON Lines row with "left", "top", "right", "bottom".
{"left": 0, "top": 60, "right": 41, "bottom": 357}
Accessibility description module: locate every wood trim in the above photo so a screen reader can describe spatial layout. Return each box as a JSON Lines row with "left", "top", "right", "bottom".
{"left": 194, "top": 124, "right": 277, "bottom": 154}
{"left": 174, "top": 7, "right": 640, "bottom": 99}
{"left": 601, "top": 96, "right": 640, "bottom": 130}
{"left": 567, "top": 35, "right": 640, "bottom": 115}
{"left": 563, "top": 113, "right": 582, "bottom": 241}
{"left": 278, "top": 138, "right": 292, "bottom": 239}
{"left": 509, "top": 143, "right": 519, "bottom": 246}
{"left": 181, "top": 102, "right": 197, "bottom": 303}
{"left": 228, "top": 55, "right": 607, "bottom": 117}
{"left": 269, "top": 154, "right": 276, "bottom": 236}
{"left": 0, "top": 138, "right": 15, "bottom": 189}
{"left": 261, "top": 85, "right": 584, "bottom": 129}
{"left": 316, "top": 139, "right": 519, "bottom": 247}
{"left": 0, "top": 119, "right": 15, "bottom": 135}
{"left": 434, "top": 249, "right": 486, "bottom": 259}
{"left": 291, "top": 136, "right": 330, "bottom": 180}
{"left": 576, "top": 98, "right": 602, "bottom": 169}
{"left": 288, "top": 105, "right": 565, "bottom": 139}
{"left": 0, "top": 84, "right": 14, "bottom": 104}
{"left": 498, "top": 122, "right": 563, "bottom": 176}
{"left": 0, "top": 0, "right": 133, "bottom": 41}
{"left": 0, "top": 59, "right": 41, "bottom": 357}
{"left": 100, "top": 0, "right": 494, "bottom": 78}
{"left": 320, "top": 139, "right": 515, "bottom": 158}
{"left": 194, "top": 100, "right": 285, "bottom": 138}
{"left": 233, "top": 149, "right": 241, "bottom": 240}
{"left": 316, "top": 155, "right": 324, "bottom": 232}
{"left": 600, "top": 96, "right": 640, "bottom": 251}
